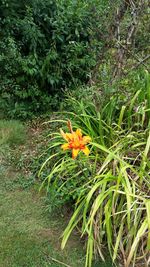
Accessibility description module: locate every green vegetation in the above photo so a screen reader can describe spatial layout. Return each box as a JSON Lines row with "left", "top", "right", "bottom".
{"left": 1, "top": 0, "right": 149, "bottom": 119}
{"left": 0, "top": 0, "right": 111, "bottom": 119}
{"left": 0, "top": 120, "right": 26, "bottom": 146}
{"left": 0, "top": 171, "right": 84, "bottom": 267}
{"left": 0, "top": 120, "right": 114, "bottom": 267}
{"left": 39, "top": 71, "right": 150, "bottom": 267}
{"left": 0, "top": 1, "right": 149, "bottom": 266}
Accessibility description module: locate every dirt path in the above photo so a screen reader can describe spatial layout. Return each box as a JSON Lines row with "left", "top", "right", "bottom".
{"left": 0, "top": 121, "right": 112, "bottom": 267}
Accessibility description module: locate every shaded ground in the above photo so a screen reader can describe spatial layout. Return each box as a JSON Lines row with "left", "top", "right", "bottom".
{"left": 0, "top": 120, "right": 113, "bottom": 267}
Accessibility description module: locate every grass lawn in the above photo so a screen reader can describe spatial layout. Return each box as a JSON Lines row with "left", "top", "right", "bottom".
{"left": 0, "top": 120, "right": 114, "bottom": 267}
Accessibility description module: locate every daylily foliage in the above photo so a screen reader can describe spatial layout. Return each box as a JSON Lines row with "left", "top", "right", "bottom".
{"left": 39, "top": 72, "right": 150, "bottom": 267}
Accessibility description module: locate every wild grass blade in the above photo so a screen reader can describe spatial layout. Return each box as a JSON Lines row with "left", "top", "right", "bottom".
{"left": 126, "top": 218, "right": 148, "bottom": 267}
{"left": 61, "top": 201, "right": 85, "bottom": 249}
{"left": 118, "top": 105, "right": 126, "bottom": 128}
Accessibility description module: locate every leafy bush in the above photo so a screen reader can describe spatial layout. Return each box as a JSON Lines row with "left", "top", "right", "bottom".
{"left": 0, "top": 0, "right": 111, "bottom": 118}
{"left": 39, "top": 71, "right": 150, "bottom": 266}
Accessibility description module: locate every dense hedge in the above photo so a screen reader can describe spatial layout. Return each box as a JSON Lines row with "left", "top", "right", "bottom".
{"left": 0, "top": 0, "right": 111, "bottom": 118}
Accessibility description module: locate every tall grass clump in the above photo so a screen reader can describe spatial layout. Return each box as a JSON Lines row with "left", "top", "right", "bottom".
{"left": 0, "top": 120, "right": 26, "bottom": 146}
{"left": 39, "top": 72, "right": 150, "bottom": 267}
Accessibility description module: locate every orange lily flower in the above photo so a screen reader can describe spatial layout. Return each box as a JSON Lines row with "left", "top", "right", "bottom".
{"left": 60, "top": 122, "right": 91, "bottom": 159}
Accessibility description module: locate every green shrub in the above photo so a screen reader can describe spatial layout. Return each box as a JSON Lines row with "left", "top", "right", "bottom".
{"left": 0, "top": 0, "right": 112, "bottom": 118}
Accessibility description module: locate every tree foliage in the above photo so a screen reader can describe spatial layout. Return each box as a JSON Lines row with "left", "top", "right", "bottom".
{"left": 0, "top": 0, "right": 149, "bottom": 119}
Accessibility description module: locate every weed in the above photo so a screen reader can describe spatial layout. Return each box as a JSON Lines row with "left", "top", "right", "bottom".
{"left": 0, "top": 120, "right": 26, "bottom": 146}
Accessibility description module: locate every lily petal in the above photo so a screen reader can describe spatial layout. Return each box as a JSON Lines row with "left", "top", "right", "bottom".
{"left": 61, "top": 143, "right": 70, "bottom": 150}
{"left": 82, "top": 146, "right": 90, "bottom": 156}
{"left": 72, "top": 148, "right": 79, "bottom": 159}
{"left": 76, "top": 129, "right": 82, "bottom": 139}
{"left": 82, "top": 136, "right": 91, "bottom": 144}
{"left": 65, "top": 133, "right": 74, "bottom": 141}
{"left": 60, "top": 129, "right": 73, "bottom": 141}
{"left": 60, "top": 129, "right": 68, "bottom": 141}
